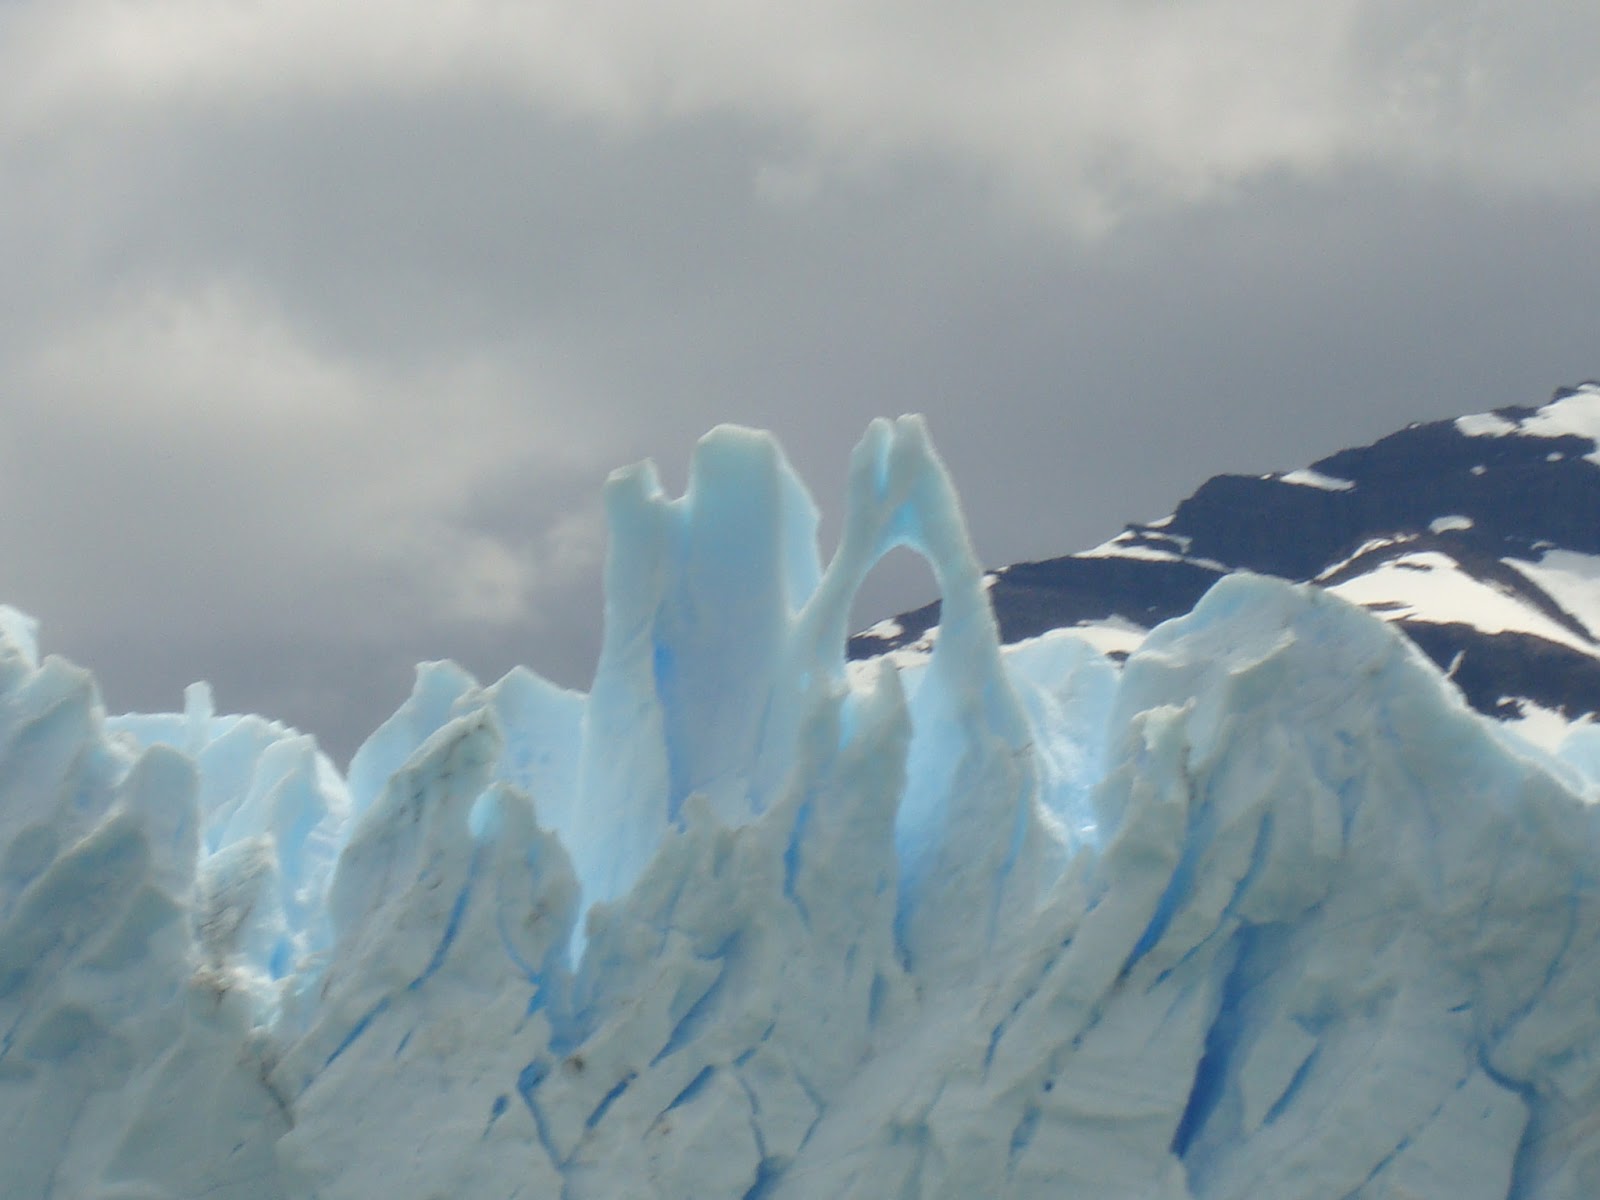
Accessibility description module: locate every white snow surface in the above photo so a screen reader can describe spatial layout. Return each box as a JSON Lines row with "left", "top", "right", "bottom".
{"left": 1457, "top": 412, "right": 1520, "bottom": 438}
{"left": 1501, "top": 699, "right": 1591, "bottom": 754}
{"left": 1278, "top": 467, "right": 1355, "bottom": 491}
{"left": 1313, "top": 533, "right": 1417, "bottom": 582}
{"left": 1517, "top": 388, "right": 1600, "bottom": 462}
{"left": 5, "top": 417, "right": 1600, "bottom": 1199}
{"left": 1508, "top": 550, "right": 1600, "bottom": 643}
{"left": 1081, "top": 531, "right": 1228, "bottom": 573}
{"left": 1082, "top": 538, "right": 1186, "bottom": 563}
{"left": 1327, "top": 550, "right": 1598, "bottom": 654}
{"left": 1456, "top": 384, "right": 1600, "bottom": 462}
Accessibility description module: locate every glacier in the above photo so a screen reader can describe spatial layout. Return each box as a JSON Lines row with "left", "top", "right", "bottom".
{"left": 5, "top": 417, "right": 1600, "bottom": 1198}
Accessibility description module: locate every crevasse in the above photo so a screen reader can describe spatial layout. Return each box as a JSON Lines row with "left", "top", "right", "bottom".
{"left": 3, "top": 419, "right": 1600, "bottom": 1198}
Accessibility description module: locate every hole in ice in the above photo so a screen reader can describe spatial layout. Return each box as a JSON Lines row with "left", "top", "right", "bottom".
{"left": 850, "top": 545, "right": 940, "bottom": 650}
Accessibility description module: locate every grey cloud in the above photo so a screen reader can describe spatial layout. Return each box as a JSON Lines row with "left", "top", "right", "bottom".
{"left": 0, "top": 3, "right": 1596, "bottom": 761}
{"left": 9, "top": 1, "right": 1600, "bottom": 227}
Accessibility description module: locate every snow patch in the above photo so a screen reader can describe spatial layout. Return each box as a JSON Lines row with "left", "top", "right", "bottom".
{"left": 1505, "top": 549, "right": 1600, "bottom": 642}
{"left": 1312, "top": 533, "right": 1416, "bottom": 581}
{"left": 1459, "top": 387, "right": 1600, "bottom": 463}
{"left": 1457, "top": 412, "right": 1519, "bottom": 437}
{"left": 1500, "top": 699, "right": 1582, "bottom": 753}
{"left": 1080, "top": 533, "right": 1227, "bottom": 571}
{"left": 1279, "top": 467, "right": 1355, "bottom": 492}
{"left": 1518, "top": 387, "right": 1600, "bottom": 461}
{"left": 1326, "top": 550, "right": 1597, "bottom": 653}
{"left": 1081, "top": 534, "right": 1184, "bottom": 563}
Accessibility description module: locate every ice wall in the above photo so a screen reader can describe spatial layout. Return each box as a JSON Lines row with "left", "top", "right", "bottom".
{"left": 4, "top": 419, "right": 1600, "bottom": 1198}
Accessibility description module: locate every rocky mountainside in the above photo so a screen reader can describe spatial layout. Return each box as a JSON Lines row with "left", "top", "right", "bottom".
{"left": 850, "top": 382, "right": 1600, "bottom": 745}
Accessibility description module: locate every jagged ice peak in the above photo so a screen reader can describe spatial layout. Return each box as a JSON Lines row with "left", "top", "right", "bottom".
{"left": 4, "top": 416, "right": 1600, "bottom": 1198}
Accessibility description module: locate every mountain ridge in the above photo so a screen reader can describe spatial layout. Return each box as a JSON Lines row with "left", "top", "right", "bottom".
{"left": 850, "top": 382, "right": 1600, "bottom": 744}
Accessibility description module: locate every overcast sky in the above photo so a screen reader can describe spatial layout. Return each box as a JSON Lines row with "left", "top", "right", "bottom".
{"left": 2, "top": 0, "right": 1597, "bottom": 760}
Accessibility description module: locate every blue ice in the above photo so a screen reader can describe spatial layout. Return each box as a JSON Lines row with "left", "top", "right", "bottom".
{"left": 2, "top": 418, "right": 1600, "bottom": 1198}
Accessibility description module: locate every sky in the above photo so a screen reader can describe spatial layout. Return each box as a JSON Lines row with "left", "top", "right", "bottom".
{"left": 2, "top": 0, "right": 1597, "bottom": 761}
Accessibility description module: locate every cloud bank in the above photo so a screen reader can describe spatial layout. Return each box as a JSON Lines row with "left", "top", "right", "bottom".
{"left": 1, "top": 0, "right": 1594, "bottom": 756}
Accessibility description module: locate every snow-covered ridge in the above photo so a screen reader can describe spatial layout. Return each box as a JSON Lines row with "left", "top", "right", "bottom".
{"left": 6, "top": 418, "right": 1600, "bottom": 1198}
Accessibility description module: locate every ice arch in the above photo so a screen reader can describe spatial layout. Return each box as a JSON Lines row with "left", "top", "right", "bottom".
{"left": 566, "top": 417, "right": 1052, "bottom": 979}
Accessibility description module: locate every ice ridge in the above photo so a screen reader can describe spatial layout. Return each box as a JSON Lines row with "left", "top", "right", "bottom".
{"left": 4, "top": 418, "right": 1600, "bottom": 1198}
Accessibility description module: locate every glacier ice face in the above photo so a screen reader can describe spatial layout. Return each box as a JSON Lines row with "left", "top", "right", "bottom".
{"left": 5, "top": 417, "right": 1600, "bottom": 1198}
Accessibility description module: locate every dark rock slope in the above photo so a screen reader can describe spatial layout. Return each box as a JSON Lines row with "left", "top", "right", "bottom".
{"left": 851, "top": 383, "right": 1600, "bottom": 734}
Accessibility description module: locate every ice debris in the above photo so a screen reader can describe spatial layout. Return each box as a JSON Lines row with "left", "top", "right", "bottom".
{"left": 4, "top": 417, "right": 1600, "bottom": 1198}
